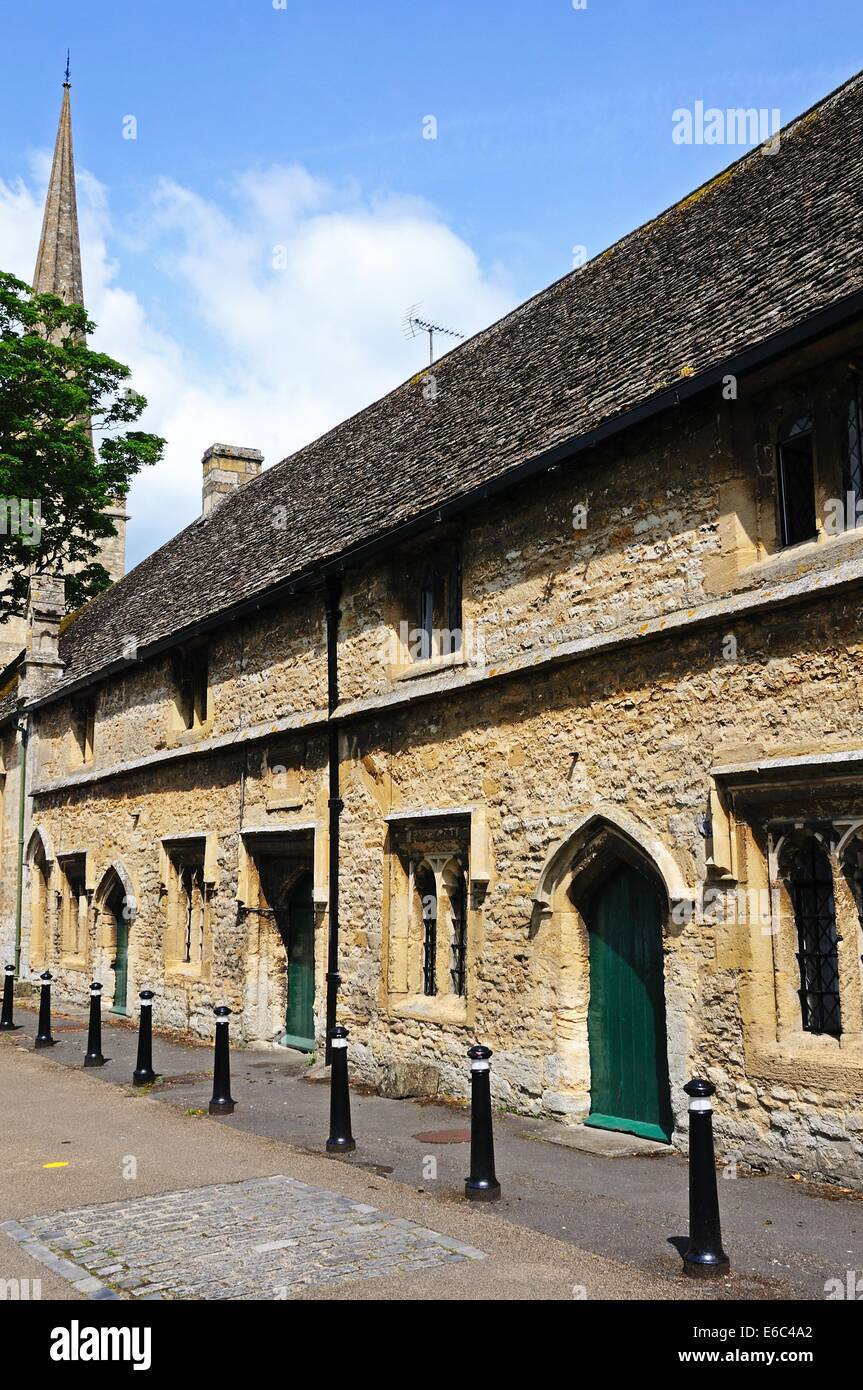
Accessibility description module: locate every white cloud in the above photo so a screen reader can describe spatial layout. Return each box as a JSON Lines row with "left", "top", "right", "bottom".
{"left": 0, "top": 153, "right": 514, "bottom": 568}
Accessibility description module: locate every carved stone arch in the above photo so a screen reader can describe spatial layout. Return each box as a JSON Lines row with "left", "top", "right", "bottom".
{"left": 26, "top": 826, "right": 54, "bottom": 971}
{"left": 835, "top": 819, "right": 863, "bottom": 861}
{"left": 533, "top": 804, "right": 695, "bottom": 922}
{"left": 25, "top": 825, "right": 55, "bottom": 868}
{"left": 530, "top": 803, "right": 692, "bottom": 1136}
{"left": 94, "top": 861, "right": 137, "bottom": 920}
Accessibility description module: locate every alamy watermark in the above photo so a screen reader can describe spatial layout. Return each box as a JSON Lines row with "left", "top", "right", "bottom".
{"left": 382, "top": 619, "right": 485, "bottom": 668}
{"left": 672, "top": 102, "right": 781, "bottom": 155}
{"left": 0, "top": 1277, "right": 41, "bottom": 1300}
{"left": 0, "top": 497, "right": 41, "bottom": 546}
{"left": 825, "top": 1270, "right": 863, "bottom": 1300}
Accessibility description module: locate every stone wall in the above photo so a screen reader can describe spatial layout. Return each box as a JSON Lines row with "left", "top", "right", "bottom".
{"left": 3, "top": 327, "right": 863, "bottom": 1187}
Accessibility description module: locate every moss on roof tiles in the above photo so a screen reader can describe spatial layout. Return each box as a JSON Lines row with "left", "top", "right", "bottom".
{"left": 17, "top": 69, "right": 863, "bottom": 708}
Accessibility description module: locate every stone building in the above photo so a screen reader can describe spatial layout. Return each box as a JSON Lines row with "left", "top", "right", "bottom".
{"left": 2, "top": 73, "right": 863, "bottom": 1186}
{"left": 0, "top": 75, "right": 127, "bottom": 669}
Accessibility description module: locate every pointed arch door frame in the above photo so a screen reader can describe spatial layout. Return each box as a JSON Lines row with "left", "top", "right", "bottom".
{"left": 94, "top": 862, "right": 137, "bottom": 1016}
{"left": 532, "top": 808, "right": 693, "bottom": 1142}
{"left": 580, "top": 856, "right": 674, "bottom": 1142}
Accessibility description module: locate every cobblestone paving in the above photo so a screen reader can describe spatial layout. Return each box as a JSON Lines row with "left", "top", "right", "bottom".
{"left": 1, "top": 1175, "right": 485, "bottom": 1300}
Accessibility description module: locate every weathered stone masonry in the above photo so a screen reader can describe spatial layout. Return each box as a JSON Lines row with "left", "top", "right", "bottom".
{"left": 2, "top": 73, "right": 863, "bottom": 1188}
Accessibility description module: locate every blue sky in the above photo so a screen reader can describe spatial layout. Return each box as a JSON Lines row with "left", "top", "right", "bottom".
{"left": 0, "top": 0, "right": 860, "bottom": 566}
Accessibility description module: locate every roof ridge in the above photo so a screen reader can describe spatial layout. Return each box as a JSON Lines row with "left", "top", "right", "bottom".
{"left": 11, "top": 62, "right": 859, "bottom": 714}
{"left": 264, "top": 67, "right": 863, "bottom": 477}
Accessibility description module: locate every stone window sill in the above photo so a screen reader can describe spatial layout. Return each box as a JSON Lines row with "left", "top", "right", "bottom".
{"left": 266, "top": 796, "right": 304, "bottom": 812}
{"left": 166, "top": 721, "right": 214, "bottom": 749}
{"left": 391, "top": 651, "right": 468, "bottom": 683}
{"left": 166, "top": 962, "right": 207, "bottom": 981}
{"left": 738, "top": 524, "right": 863, "bottom": 589}
{"left": 391, "top": 994, "right": 468, "bottom": 1026}
{"left": 59, "top": 955, "right": 88, "bottom": 972}
{"left": 747, "top": 1036, "right": 863, "bottom": 1087}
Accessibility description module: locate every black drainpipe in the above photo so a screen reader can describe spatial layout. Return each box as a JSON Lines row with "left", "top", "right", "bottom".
{"left": 324, "top": 575, "right": 343, "bottom": 1064}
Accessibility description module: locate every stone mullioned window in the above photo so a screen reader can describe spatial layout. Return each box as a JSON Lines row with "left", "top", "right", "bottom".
{"left": 387, "top": 819, "right": 470, "bottom": 1008}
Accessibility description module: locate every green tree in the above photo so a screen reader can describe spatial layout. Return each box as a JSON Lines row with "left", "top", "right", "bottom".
{"left": 0, "top": 270, "right": 164, "bottom": 619}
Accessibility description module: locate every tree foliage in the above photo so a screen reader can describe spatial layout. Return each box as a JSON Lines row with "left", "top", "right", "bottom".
{"left": 0, "top": 271, "right": 164, "bottom": 618}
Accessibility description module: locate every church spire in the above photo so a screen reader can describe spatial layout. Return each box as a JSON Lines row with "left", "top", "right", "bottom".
{"left": 32, "top": 66, "right": 84, "bottom": 306}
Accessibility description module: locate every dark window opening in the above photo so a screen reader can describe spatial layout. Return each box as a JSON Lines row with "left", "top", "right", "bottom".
{"left": 842, "top": 377, "right": 863, "bottom": 526}
{"left": 416, "top": 864, "right": 437, "bottom": 996}
{"left": 72, "top": 697, "right": 96, "bottom": 763}
{"left": 448, "top": 868, "right": 468, "bottom": 997}
{"left": 59, "top": 854, "right": 87, "bottom": 956}
{"left": 782, "top": 837, "right": 842, "bottom": 1037}
{"left": 415, "top": 547, "right": 462, "bottom": 662}
{"left": 179, "top": 862, "right": 206, "bottom": 965}
{"left": 777, "top": 413, "right": 817, "bottom": 547}
{"left": 175, "top": 646, "right": 209, "bottom": 730}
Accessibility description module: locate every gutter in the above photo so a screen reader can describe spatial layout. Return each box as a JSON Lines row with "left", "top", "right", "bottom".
{"left": 323, "top": 575, "right": 342, "bottom": 1065}
{"left": 13, "top": 714, "right": 28, "bottom": 976}
{"left": 14, "top": 284, "right": 863, "bottom": 722}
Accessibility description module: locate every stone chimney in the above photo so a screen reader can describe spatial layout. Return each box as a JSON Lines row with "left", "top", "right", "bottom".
{"left": 201, "top": 444, "right": 263, "bottom": 517}
{"left": 20, "top": 573, "right": 66, "bottom": 700}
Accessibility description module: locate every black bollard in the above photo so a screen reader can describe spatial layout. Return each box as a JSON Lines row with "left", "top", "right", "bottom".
{"left": 208, "top": 1006, "right": 236, "bottom": 1115}
{"left": 0, "top": 964, "right": 19, "bottom": 1031}
{"left": 465, "top": 1044, "right": 501, "bottom": 1201}
{"left": 34, "top": 971, "right": 56, "bottom": 1048}
{"left": 83, "top": 981, "right": 106, "bottom": 1067}
{"left": 132, "top": 990, "right": 157, "bottom": 1086}
{"left": 325, "top": 1025, "right": 356, "bottom": 1153}
{"left": 682, "top": 1077, "right": 730, "bottom": 1279}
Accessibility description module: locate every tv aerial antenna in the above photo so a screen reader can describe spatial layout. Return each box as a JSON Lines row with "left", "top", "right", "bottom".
{"left": 403, "top": 303, "right": 464, "bottom": 367}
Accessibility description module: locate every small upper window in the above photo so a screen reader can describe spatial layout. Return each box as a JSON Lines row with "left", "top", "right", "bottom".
{"left": 776, "top": 413, "right": 817, "bottom": 548}
{"left": 417, "top": 550, "right": 462, "bottom": 662}
{"left": 174, "top": 645, "right": 209, "bottom": 730}
{"left": 72, "top": 696, "right": 96, "bottom": 765}
{"left": 842, "top": 377, "right": 863, "bottom": 525}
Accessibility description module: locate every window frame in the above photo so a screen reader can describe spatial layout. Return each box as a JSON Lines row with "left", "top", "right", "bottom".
{"left": 172, "top": 643, "right": 211, "bottom": 733}
{"left": 776, "top": 412, "right": 818, "bottom": 549}
{"left": 780, "top": 835, "right": 842, "bottom": 1038}
{"left": 163, "top": 839, "right": 211, "bottom": 976}
{"left": 57, "top": 852, "right": 88, "bottom": 963}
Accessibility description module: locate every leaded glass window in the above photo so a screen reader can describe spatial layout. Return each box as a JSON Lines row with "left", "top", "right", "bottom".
{"left": 777, "top": 414, "right": 817, "bottom": 547}
{"left": 447, "top": 865, "right": 468, "bottom": 997}
{"left": 842, "top": 379, "right": 863, "bottom": 524}
{"left": 782, "top": 838, "right": 842, "bottom": 1037}
{"left": 415, "top": 864, "right": 437, "bottom": 996}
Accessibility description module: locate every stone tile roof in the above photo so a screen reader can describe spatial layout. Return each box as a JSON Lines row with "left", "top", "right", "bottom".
{"left": 8, "top": 71, "right": 863, "bottom": 717}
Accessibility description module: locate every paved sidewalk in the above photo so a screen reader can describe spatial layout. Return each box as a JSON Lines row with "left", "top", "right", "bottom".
{"left": 0, "top": 1042, "right": 703, "bottom": 1301}
{"left": 3, "top": 1175, "right": 486, "bottom": 1300}
{"left": 5, "top": 1001, "right": 862, "bottom": 1299}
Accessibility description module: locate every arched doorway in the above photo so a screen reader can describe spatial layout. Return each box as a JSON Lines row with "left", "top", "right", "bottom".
{"left": 584, "top": 859, "right": 673, "bottom": 1142}
{"left": 281, "top": 872, "right": 315, "bottom": 1050}
{"left": 95, "top": 867, "right": 134, "bottom": 1016}
{"left": 256, "top": 860, "right": 316, "bottom": 1052}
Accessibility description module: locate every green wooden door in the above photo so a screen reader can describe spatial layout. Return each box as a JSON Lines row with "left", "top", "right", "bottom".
{"left": 281, "top": 875, "right": 315, "bottom": 1052}
{"left": 111, "top": 911, "right": 129, "bottom": 1016}
{"left": 585, "top": 862, "right": 673, "bottom": 1142}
